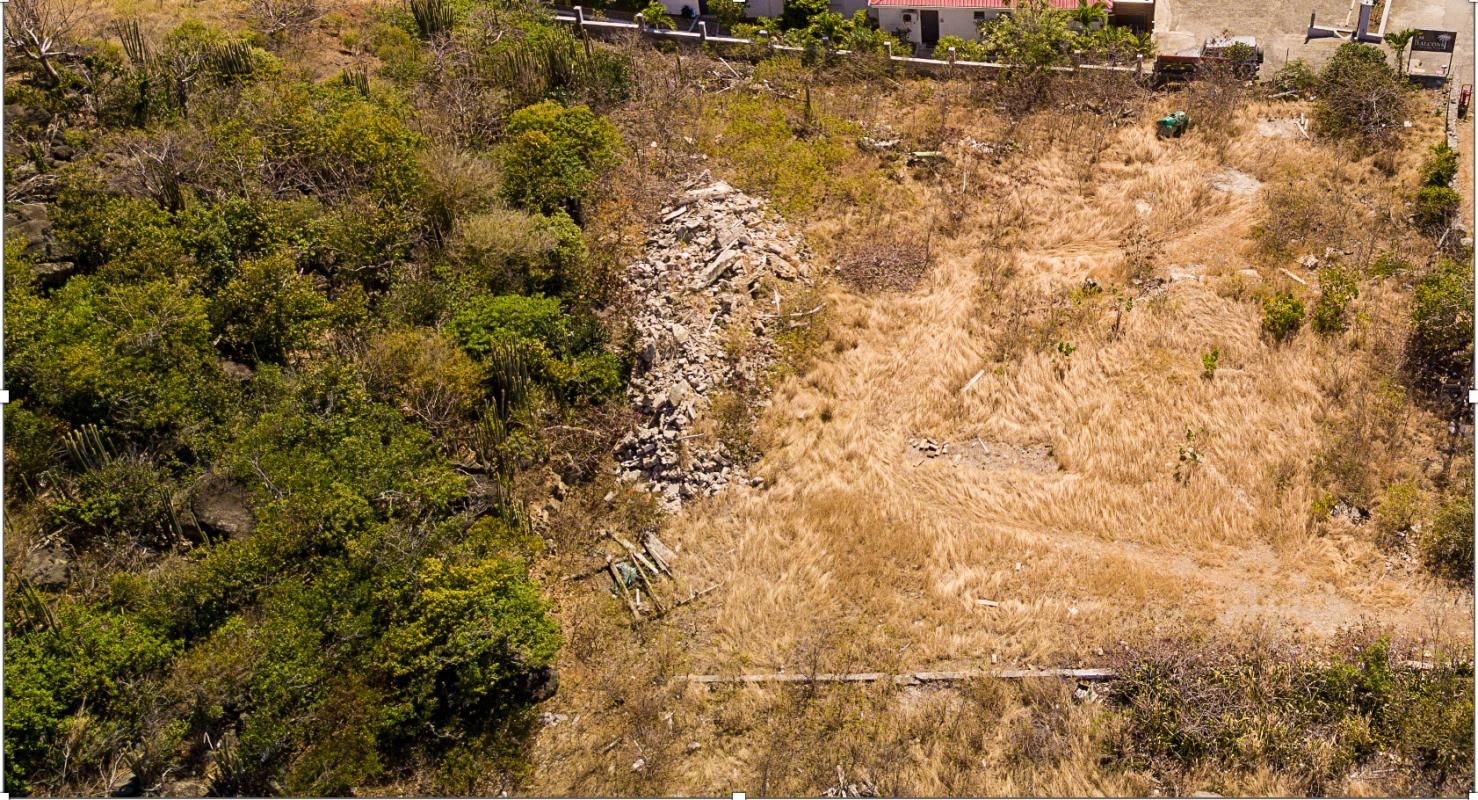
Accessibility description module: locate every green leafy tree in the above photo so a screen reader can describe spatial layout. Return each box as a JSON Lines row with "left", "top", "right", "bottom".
{"left": 1315, "top": 41, "right": 1410, "bottom": 147}
{"left": 638, "top": 0, "right": 674, "bottom": 29}
{"left": 496, "top": 101, "right": 620, "bottom": 215}
{"left": 981, "top": 0, "right": 1075, "bottom": 66}
{"left": 1383, "top": 28, "right": 1417, "bottom": 76}
{"left": 782, "top": 0, "right": 828, "bottom": 30}
{"left": 711, "top": 0, "right": 746, "bottom": 33}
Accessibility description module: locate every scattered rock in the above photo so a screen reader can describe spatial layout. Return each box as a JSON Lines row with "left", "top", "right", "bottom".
{"left": 1167, "top": 264, "right": 1203, "bottom": 283}
{"left": 33, "top": 261, "right": 76, "bottom": 288}
{"left": 911, "top": 437, "right": 1059, "bottom": 473}
{"left": 858, "top": 136, "right": 900, "bottom": 152}
{"left": 189, "top": 473, "right": 256, "bottom": 539}
{"left": 23, "top": 543, "right": 72, "bottom": 590}
{"left": 1209, "top": 168, "right": 1261, "bottom": 195}
{"left": 522, "top": 666, "right": 559, "bottom": 703}
{"left": 615, "top": 173, "right": 810, "bottom": 509}
{"left": 220, "top": 360, "right": 254, "bottom": 382}
{"left": 1330, "top": 501, "right": 1370, "bottom": 526}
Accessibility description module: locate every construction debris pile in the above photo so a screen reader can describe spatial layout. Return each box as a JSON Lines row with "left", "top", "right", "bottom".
{"left": 615, "top": 174, "right": 811, "bottom": 508}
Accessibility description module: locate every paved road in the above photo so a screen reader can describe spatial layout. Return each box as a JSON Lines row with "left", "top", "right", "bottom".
{"left": 1388, "top": 0, "right": 1473, "bottom": 83}
{"left": 1155, "top": 0, "right": 1473, "bottom": 75}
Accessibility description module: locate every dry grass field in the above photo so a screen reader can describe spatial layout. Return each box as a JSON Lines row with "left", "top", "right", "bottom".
{"left": 530, "top": 65, "right": 1473, "bottom": 796}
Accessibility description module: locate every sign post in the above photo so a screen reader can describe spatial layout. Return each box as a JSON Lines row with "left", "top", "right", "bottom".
{"left": 1410, "top": 29, "right": 1458, "bottom": 84}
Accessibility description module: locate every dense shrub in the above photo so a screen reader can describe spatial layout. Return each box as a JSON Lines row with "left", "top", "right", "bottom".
{"left": 1311, "top": 265, "right": 1359, "bottom": 335}
{"left": 1314, "top": 41, "right": 1409, "bottom": 147}
{"left": 1110, "top": 634, "right": 1474, "bottom": 795}
{"left": 450, "top": 207, "right": 586, "bottom": 294}
{"left": 5, "top": 605, "right": 177, "bottom": 794}
{"left": 1413, "top": 185, "right": 1461, "bottom": 230}
{"left": 1273, "top": 58, "right": 1316, "bottom": 94}
{"left": 1422, "top": 479, "right": 1474, "bottom": 585}
{"left": 3, "top": 12, "right": 625, "bottom": 793}
{"left": 1261, "top": 291, "right": 1305, "bottom": 341}
{"left": 1407, "top": 257, "right": 1474, "bottom": 390}
{"left": 209, "top": 252, "right": 332, "bottom": 363}
{"left": 50, "top": 456, "right": 180, "bottom": 548}
{"left": 363, "top": 328, "right": 485, "bottom": 432}
{"left": 496, "top": 101, "right": 620, "bottom": 215}
{"left": 1420, "top": 142, "right": 1459, "bottom": 188}
{"left": 9, "top": 276, "right": 224, "bottom": 433}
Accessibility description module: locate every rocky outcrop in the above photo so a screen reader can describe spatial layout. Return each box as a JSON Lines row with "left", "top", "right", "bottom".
{"left": 189, "top": 473, "right": 256, "bottom": 539}
{"left": 614, "top": 175, "right": 811, "bottom": 508}
{"left": 5, "top": 201, "right": 76, "bottom": 286}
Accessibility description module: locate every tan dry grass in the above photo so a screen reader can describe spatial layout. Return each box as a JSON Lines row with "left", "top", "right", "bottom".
{"left": 528, "top": 77, "right": 1472, "bottom": 796}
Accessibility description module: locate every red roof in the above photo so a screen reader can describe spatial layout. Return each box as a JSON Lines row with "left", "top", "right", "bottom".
{"left": 868, "top": 0, "right": 1111, "bottom": 9}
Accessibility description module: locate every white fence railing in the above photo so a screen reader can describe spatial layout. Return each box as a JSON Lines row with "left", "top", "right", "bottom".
{"left": 555, "top": 8, "right": 1146, "bottom": 77}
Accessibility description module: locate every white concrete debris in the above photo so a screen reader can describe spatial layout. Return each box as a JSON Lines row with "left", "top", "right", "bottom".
{"left": 615, "top": 173, "right": 811, "bottom": 509}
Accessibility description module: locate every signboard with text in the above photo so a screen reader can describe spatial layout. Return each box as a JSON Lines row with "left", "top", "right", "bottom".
{"left": 1411, "top": 29, "right": 1458, "bottom": 54}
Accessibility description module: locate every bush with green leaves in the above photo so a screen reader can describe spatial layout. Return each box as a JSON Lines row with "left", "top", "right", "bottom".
{"left": 5, "top": 604, "right": 178, "bottom": 794}
{"left": 1407, "top": 257, "right": 1474, "bottom": 390}
{"left": 1311, "top": 265, "right": 1359, "bottom": 335}
{"left": 209, "top": 252, "right": 332, "bottom": 364}
{"left": 1413, "top": 185, "right": 1461, "bottom": 230}
{"left": 1422, "top": 479, "right": 1473, "bottom": 585}
{"left": 9, "top": 275, "right": 225, "bottom": 434}
{"left": 1273, "top": 58, "right": 1317, "bottom": 94}
{"left": 1420, "top": 142, "right": 1459, "bottom": 188}
{"left": 244, "top": 81, "right": 425, "bottom": 203}
{"left": 49, "top": 456, "right": 181, "bottom": 548}
{"left": 782, "top": 0, "right": 830, "bottom": 30}
{"left": 1261, "top": 291, "right": 1305, "bottom": 341}
{"left": 1314, "top": 41, "right": 1410, "bottom": 147}
{"left": 638, "top": 0, "right": 675, "bottom": 28}
{"left": 935, "top": 35, "right": 988, "bottom": 61}
{"left": 496, "top": 101, "right": 620, "bottom": 215}
{"left": 450, "top": 207, "right": 587, "bottom": 295}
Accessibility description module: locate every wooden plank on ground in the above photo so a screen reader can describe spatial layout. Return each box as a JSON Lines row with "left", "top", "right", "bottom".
{"left": 679, "top": 667, "right": 1118, "bottom": 686}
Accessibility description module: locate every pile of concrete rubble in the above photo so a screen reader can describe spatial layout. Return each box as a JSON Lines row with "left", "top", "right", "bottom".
{"left": 614, "top": 174, "right": 811, "bottom": 508}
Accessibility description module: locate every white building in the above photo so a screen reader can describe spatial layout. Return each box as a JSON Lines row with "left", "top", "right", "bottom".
{"left": 870, "top": 0, "right": 1153, "bottom": 51}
